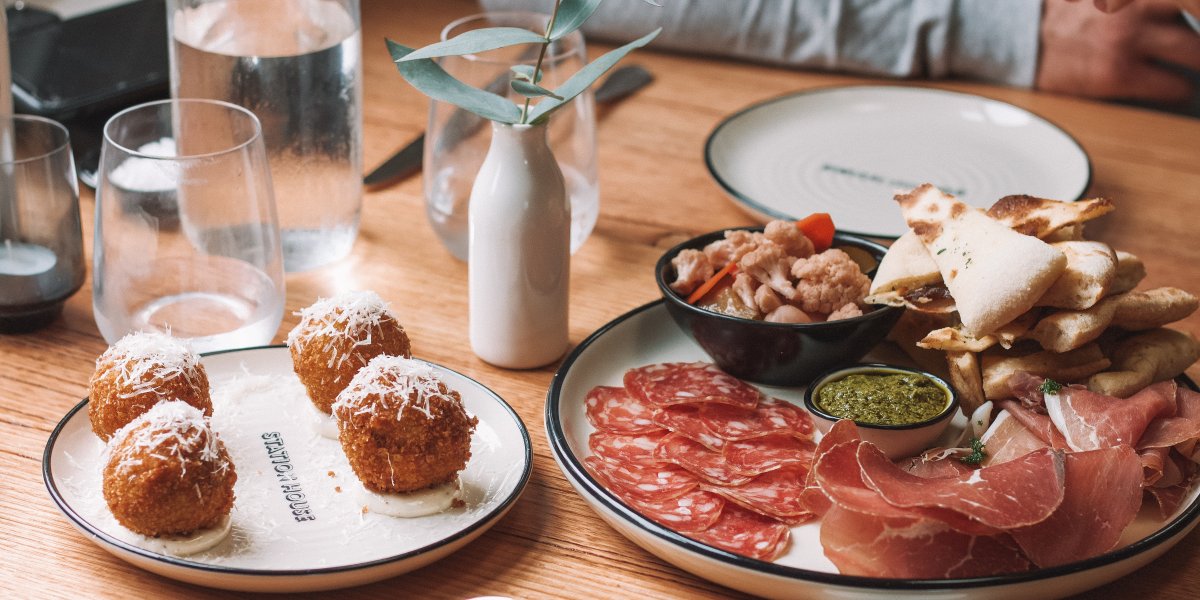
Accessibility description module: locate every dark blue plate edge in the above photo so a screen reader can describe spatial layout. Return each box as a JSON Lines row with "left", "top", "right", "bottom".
{"left": 545, "top": 299, "right": 1200, "bottom": 591}
{"left": 42, "top": 344, "right": 534, "bottom": 579}
{"left": 702, "top": 84, "right": 1094, "bottom": 239}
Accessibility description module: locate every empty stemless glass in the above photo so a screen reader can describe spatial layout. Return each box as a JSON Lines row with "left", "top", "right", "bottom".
{"left": 93, "top": 99, "right": 285, "bottom": 352}
{"left": 425, "top": 11, "right": 598, "bottom": 261}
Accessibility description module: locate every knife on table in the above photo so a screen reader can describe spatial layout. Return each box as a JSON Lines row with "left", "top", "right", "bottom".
{"left": 363, "top": 64, "right": 654, "bottom": 188}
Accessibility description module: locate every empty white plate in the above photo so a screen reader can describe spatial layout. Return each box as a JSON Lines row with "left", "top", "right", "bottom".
{"left": 44, "top": 345, "right": 531, "bottom": 593}
{"left": 705, "top": 86, "right": 1091, "bottom": 238}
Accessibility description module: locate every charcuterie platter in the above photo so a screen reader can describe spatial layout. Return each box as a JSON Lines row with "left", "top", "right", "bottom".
{"left": 546, "top": 300, "right": 1200, "bottom": 599}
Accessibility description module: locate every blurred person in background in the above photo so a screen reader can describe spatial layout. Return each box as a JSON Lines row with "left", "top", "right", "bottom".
{"left": 482, "top": 0, "right": 1200, "bottom": 110}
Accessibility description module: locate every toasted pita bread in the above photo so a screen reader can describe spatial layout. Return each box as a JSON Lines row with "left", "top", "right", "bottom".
{"left": 1027, "top": 287, "right": 1198, "bottom": 353}
{"left": 896, "top": 184, "right": 1067, "bottom": 336}
{"left": 1036, "top": 241, "right": 1117, "bottom": 310}
{"left": 986, "top": 195, "right": 1115, "bottom": 239}
{"left": 995, "top": 311, "right": 1039, "bottom": 349}
{"left": 981, "top": 343, "right": 1111, "bottom": 400}
{"left": 918, "top": 327, "right": 997, "bottom": 352}
{"left": 1088, "top": 328, "right": 1200, "bottom": 397}
{"left": 886, "top": 311, "right": 956, "bottom": 374}
{"left": 946, "top": 351, "right": 986, "bottom": 414}
{"left": 864, "top": 230, "right": 958, "bottom": 313}
{"left": 1109, "top": 250, "right": 1146, "bottom": 296}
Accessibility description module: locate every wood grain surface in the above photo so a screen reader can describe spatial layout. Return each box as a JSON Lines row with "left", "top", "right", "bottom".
{"left": 2, "top": 0, "right": 1199, "bottom": 598}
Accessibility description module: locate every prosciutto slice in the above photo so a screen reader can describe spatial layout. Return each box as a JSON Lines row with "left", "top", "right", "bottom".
{"left": 820, "top": 505, "right": 1033, "bottom": 579}
{"left": 585, "top": 386, "right": 660, "bottom": 434}
{"left": 685, "top": 504, "right": 791, "bottom": 561}
{"left": 1045, "top": 381, "right": 1177, "bottom": 452}
{"left": 980, "top": 409, "right": 1050, "bottom": 466}
{"left": 858, "top": 444, "right": 1066, "bottom": 529}
{"left": 997, "top": 400, "right": 1070, "bottom": 450}
{"left": 800, "top": 419, "right": 862, "bottom": 517}
{"left": 1010, "top": 446, "right": 1143, "bottom": 567}
{"left": 1138, "top": 386, "right": 1200, "bottom": 450}
{"left": 624, "top": 362, "right": 760, "bottom": 409}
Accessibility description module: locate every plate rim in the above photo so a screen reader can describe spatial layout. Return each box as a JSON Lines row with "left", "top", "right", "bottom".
{"left": 545, "top": 299, "right": 1200, "bottom": 590}
{"left": 42, "top": 344, "right": 533, "bottom": 578}
{"left": 702, "top": 84, "right": 1094, "bottom": 239}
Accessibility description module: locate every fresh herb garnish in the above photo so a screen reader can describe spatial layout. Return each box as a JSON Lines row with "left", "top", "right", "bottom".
{"left": 937, "top": 248, "right": 946, "bottom": 255}
{"left": 1040, "top": 378, "right": 1063, "bottom": 395}
{"left": 960, "top": 437, "right": 987, "bottom": 465}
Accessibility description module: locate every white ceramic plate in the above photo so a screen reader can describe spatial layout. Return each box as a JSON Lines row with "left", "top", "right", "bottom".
{"left": 44, "top": 345, "right": 531, "bottom": 593}
{"left": 705, "top": 86, "right": 1091, "bottom": 238}
{"left": 546, "top": 301, "right": 1200, "bottom": 599}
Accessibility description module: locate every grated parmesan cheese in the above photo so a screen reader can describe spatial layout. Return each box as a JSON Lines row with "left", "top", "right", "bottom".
{"left": 105, "top": 400, "right": 230, "bottom": 480}
{"left": 96, "top": 331, "right": 204, "bottom": 400}
{"left": 332, "top": 355, "right": 456, "bottom": 422}
{"left": 287, "top": 291, "right": 403, "bottom": 370}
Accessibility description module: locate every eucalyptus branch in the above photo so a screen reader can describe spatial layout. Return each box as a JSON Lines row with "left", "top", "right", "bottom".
{"left": 521, "top": 0, "right": 564, "bottom": 124}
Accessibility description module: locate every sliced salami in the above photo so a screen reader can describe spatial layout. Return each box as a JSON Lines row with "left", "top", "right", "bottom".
{"left": 624, "top": 362, "right": 760, "bottom": 409}
{"left": 589, "top": 430, "right": 667, "bottom": 466}
{"left": 625, "top": 489, "right": 726, "bottom": 534}
{"left": 702, "top": 467, "right": 814, "bottom": 525}
{"left": 655, "top": 432, "right": 754, "bottom": 486}
{"left": 652, "top": 404, "right": 726, "bottom": 450}
{"left": 584, "top": 456, "right": 698, "bottom": 501}
{"left": 585, "top": 386, "right": 660, "bottom": 434}
{"left": 685, "top": 504, "right": 792, "bottom": 561}
{"left": 700, "top": 398, "right": 813, "bottom": 441}
{"left": 724, "top": 435, "right": 816, "bottom": 476}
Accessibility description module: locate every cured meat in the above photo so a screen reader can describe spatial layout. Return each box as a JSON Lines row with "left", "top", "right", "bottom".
{"left": 1011, "top": 446, "right": 1143, "bottom": 567}
{"left": 997, "top": 400, "right": 1070, "bottom": 450}
{"left": 1138, "top": 386, "right": 1200, "bottom": 450}
{"left": 583, "top": 455, "right": 698, "bottom": 501}
{"left": 588, "top": 430, "right": 667, "bottom": 466}
{"left": 625, "top": 489, "right": 726, "bottom": 534}
{"left": 702, "top": 467, "right": 813, "bottom": 525}
{"left": 820, "top": 505, "right": 1033, "bottom": 579}
{"left": 858, "top": 444, "right": 1066, "bottom": 529}
{"left": 685, "top": 504, "right": 791, "bottom": 561}
{"left": 1045, "top": 381, "right": 1177, "bottom": 452}
{"left": 654, "top": 433, "right": 754, "bottom": 486}
{"left": 980, "top": 409, "right": 1050, "bottom": 466}
{"left": 624, "top": 362, "right": 760, "bottom": 410}
{"left": 585, "top": 386, "right": 660, "bottom": 434}
{"left": 724, "top": 435, "right": 815, "bottom": 476}
{"left": 1140, "top": 446, "right": 1170, "bottom": 486}
{"left": 812, "top": 439, "right": 998, "bottom": 536}
{"left": 699, "top": 398, "right": 813, "bottom": 442}
{"left": 800, "top": 419, "right": 861, "bottom": 517}
{"left": 652, "top": 404, "right": 726, "bottom": 450}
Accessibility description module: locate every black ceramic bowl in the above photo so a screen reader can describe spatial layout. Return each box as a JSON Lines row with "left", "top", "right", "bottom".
{"left": 656, "top": 228, "right": 902, "bottom": 386}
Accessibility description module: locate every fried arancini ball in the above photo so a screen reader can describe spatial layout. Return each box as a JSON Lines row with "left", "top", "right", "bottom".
{"left": 288, "top": 291, "right": 412, "bottom": 414}
{"left": 89, "top": 331, "right": 212, "bottom": 441}
{"left": 333, "top": 355, "right": 477, "bottom": 493}
{"left": 103, "top": 401, "right": 236, "bottom": 537}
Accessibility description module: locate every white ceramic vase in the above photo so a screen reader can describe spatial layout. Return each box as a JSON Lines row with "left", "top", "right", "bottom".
{"left": 468, "top": 121, "right": 570, "bottom": 368}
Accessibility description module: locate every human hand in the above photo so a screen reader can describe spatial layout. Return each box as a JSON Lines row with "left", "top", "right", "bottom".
{"left": 1037, "top": 0, "right": 1200, "bottom": 102}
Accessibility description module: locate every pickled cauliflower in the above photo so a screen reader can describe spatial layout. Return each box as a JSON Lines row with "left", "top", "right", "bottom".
{"left": 790, "top": 249, "right": 871, "bottom": 316}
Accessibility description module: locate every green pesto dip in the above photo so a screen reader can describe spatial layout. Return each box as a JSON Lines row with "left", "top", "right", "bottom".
{"left": 816, "top": 371, "right": 948, "bottom": 426}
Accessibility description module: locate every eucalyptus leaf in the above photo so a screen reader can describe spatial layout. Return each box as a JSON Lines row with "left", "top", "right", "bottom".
{"left": 529, "top": 28, "right": 661, "bottom": 124}
{"left": 399, "top": 27, "right": 546, "bottom": 61}
{"left": 387, "top": 39, "right": 522, "bottom": 124}
{"left": 511, "top": 79, "right": 564, "bottom": 100}
{"left": 511, "top": 64, "right": 543, "bottom": 83}
{"left": 549, "top": 0, "right": 603, "bottom": 41}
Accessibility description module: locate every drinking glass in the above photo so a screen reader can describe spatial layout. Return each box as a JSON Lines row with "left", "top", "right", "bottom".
{"left": 93, "top": 99, "right": 285, "bottom": 352}
{"left": 425, "top": 11, "right": 598, "bottom": 261}
{"left": 0, "top": 115, "right": 85, "bottom": 332}
{"left": 168, "top": 0, "right": 363, "bottom": 272}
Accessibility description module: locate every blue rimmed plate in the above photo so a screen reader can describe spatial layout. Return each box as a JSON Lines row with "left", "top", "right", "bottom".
{"left": 44, "top": 345, "right": 531, "bottom": 593}
{"left": 705, "top": 86, "right": 1091, "bottom": 238}
{"left": 546, "top": 300, "right": 1200, "bottom": 599}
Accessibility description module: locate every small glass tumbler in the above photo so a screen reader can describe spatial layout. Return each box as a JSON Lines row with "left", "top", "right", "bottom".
{"left": 168, "top": 0, "right": 363, "bottom": 272}
{"left": 0, "top": 115, "right": 86, "bottom": 332}
{"left": 425, "top": 11, "right": 598, "bottom": 261}
{"left": 93, "top": 99, "right": 285, "bottom": 352}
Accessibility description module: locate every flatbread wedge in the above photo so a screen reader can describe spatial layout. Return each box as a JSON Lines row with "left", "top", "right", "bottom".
{"left": 896, "top": 184, "right": 1067, "bottom": 336}
{"left": 986, "top": 195, "right": 1115, "bottom": 239}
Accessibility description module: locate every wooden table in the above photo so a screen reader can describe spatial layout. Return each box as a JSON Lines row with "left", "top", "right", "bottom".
{"left": 4, "top": 0, "right": 1199, "bottom": 597}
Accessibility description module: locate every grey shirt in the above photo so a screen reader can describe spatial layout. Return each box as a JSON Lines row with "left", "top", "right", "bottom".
{"left": 480, "top": 0, "right": 1043, "bottom": 87}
